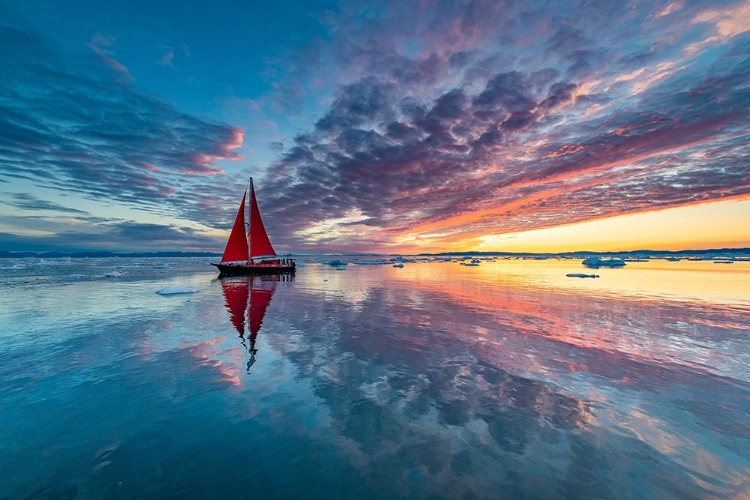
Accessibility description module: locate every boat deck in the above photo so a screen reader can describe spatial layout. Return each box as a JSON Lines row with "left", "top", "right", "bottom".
{"left": 212, "top": 260, "right": 296, "bottom": 277}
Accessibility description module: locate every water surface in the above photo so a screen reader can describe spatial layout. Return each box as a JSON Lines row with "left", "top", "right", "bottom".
{"left": 1, "top": 257, "right": 749, "bottom": 499}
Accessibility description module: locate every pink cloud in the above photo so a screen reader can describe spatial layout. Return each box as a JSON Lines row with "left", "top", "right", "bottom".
{"left": 158, "top": 49, "right": 175, "bottom": 68}
{"left": 183, "top": 128, "right": 244, "bottom": 175}
{"left": 88, "top": 34, "right": 134, "bottom": 83}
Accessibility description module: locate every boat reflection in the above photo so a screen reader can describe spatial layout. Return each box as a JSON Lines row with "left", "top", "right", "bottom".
{"left": 221, "top": 273, "right": 293, "bottom": 372}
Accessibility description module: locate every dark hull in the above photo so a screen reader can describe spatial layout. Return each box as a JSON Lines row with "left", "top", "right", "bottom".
{"left": 212, "top": 262, "right": 296, "bottom": 277}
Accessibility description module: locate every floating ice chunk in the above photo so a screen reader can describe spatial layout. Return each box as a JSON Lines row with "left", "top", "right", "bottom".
{"left": 156, "top": 286, "right": 198, "bottom": 295}
{"left": 582, "top": 257, "right": 625, "bottom": 269}
{"left": 322, "top": 259, "right": 348, "bottom": 266}
{"left": 390, "top": 256, "right": 414, "bottom": 262}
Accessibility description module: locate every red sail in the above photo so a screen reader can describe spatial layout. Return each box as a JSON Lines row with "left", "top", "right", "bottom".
{"left": 248, "top": 180, "right": 276, "bottom": 258}
{"left": 221, "top": 278, "right": 250, "bottom": 337}
{"left": 221, "top": 190, "right": 249, "bottom": 262}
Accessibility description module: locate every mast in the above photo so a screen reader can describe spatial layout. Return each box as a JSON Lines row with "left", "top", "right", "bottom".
{"left": 251, "top": 176, "right": 253, "bottom": 262}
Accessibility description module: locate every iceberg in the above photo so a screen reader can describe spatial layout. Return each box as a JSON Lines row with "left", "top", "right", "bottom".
{"left": 390, "top": 256, "right": 415, "bottom": 263}
{"left": 156, "top": 286, "right": 198, "bottom": 295}
{"left": 582, "top": 257, "right": 625, "bottom": 269}
{"left": 322, "top": 259, "right": 348, "bottom": 266}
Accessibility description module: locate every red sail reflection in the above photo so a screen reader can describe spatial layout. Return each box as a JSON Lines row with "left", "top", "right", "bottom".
{"left": 221, "top": 274, "right": 292, "bottom": 371}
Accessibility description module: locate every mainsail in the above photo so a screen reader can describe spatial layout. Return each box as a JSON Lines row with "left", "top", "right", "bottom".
{"left": 220, "top": 190, "right": 248, "bottom": 262}
{"left": 248, "top": 179, "right": 276, "bottom": 258}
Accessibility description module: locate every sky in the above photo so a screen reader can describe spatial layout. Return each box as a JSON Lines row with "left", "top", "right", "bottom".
{"left": 0, "top": 0, "right": 749, "bottom": 254}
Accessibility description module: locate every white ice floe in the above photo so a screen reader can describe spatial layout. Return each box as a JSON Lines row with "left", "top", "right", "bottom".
{"left": 156, "top": 286, "right": 198, "bottom": 295}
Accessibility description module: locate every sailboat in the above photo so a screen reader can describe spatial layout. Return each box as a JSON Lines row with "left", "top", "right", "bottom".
{"left": 221, "top": 274, "right": 289, "bottom": 372}
{"left": 212, "top": 178, "right": 295, "bottom": 277}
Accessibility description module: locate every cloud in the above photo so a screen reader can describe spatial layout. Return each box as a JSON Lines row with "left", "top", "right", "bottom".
{"left": 0, "top": 25, "right": 247, "bottom": 241}
{"left": 88, "top": 33, "right": 135, "bottom": 83}
{"left": 692, "top": 1, "right": 750, "bottom": 39}
{"left": 251, "top": 0, "right": 750, "bottom": 251}
{"left": 1, "top": 193, "right": 88, "bottom": 214}
{"left": 3, "top": 0, "right": 750, "bottom": 253}
{"left": 0, "top": 217, "right": 221, "bottom": 252}
{"left": 157, "top": 48, "right": 175, "bottom": 68}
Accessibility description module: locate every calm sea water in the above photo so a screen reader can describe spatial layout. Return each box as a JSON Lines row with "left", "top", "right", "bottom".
{"left": 1, "top": 257, "right": 749, "bottom": 499}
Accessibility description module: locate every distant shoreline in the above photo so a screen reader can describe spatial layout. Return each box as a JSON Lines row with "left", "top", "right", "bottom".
{"left": 1, "top": 248, "right": 748, "bottom": 259}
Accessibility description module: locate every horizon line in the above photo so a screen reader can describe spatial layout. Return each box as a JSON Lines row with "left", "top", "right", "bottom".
{"left": 2, "top": 247, "right": 750, "bottom": 258}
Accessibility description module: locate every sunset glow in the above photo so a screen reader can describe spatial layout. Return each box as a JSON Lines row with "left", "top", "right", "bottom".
{"left": 476, "top": 199, "right": 750, "bottom": 254}
{"left": 1, "top": 0, "right": 748, "bottom": 253}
